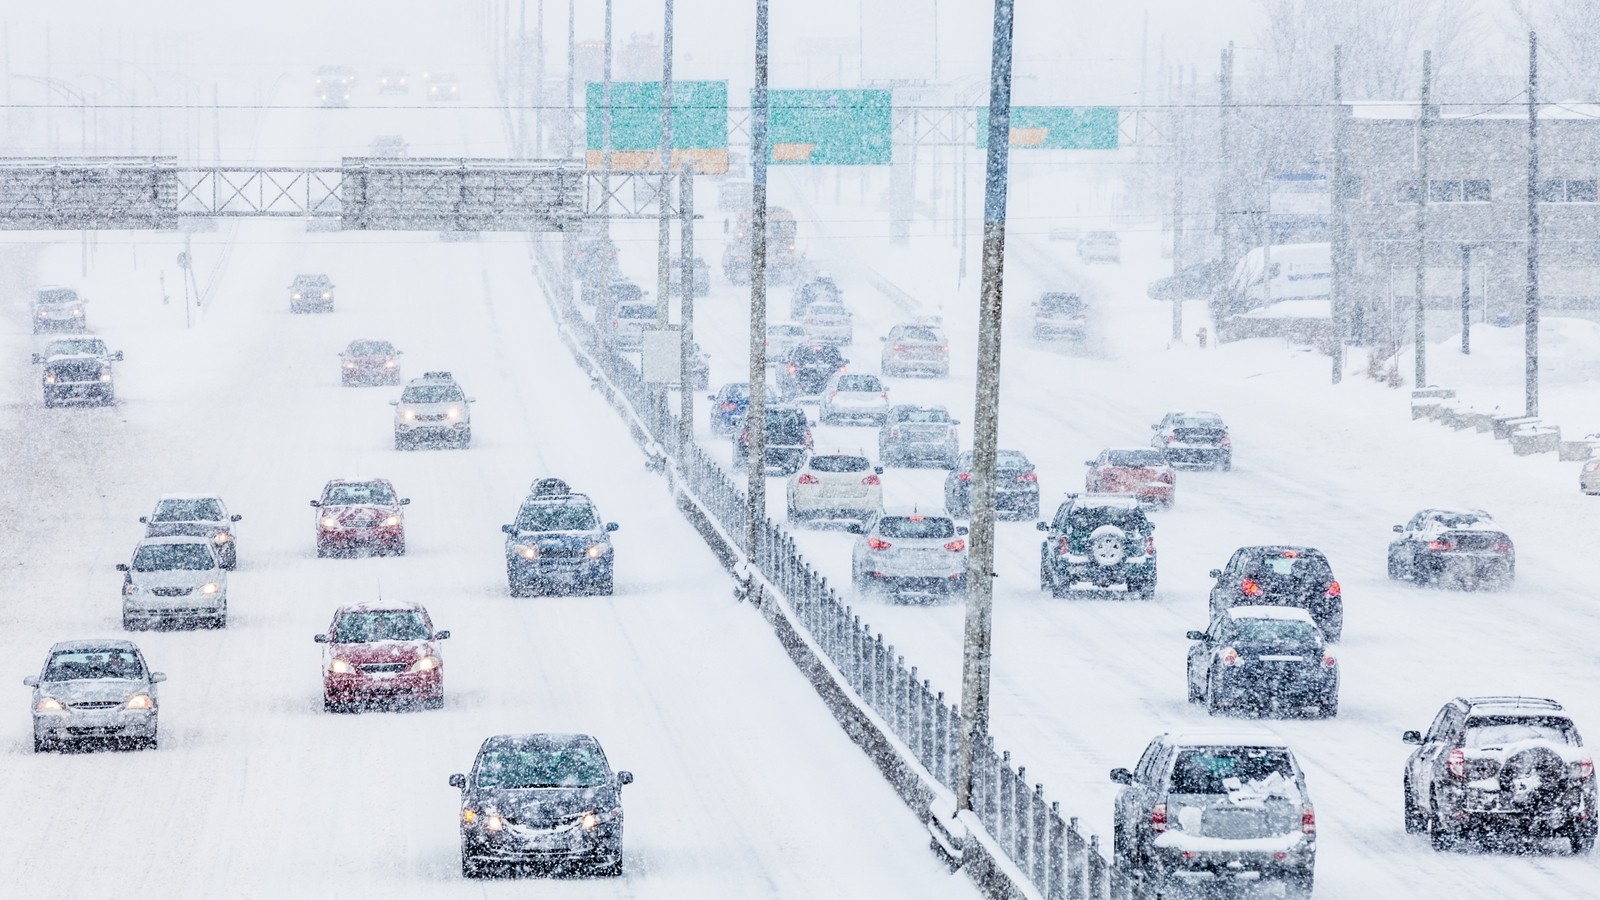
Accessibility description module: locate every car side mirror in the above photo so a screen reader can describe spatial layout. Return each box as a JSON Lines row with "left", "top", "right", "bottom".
{"left": 1150, "top": 424, "right": 1160, "bottom": 430}
{"left": 30, "top": 354, "right": 42, "bottom": 364}
{"left": 314, "top": 634, "right": 328, "bottom": 643}
{"left": 1208, "top": 569, "right": 1222, "bottom": 578}
{"left": 879, "top": 336, "right": 888, "bottom": 342}
{"left": 150, "top": 673, "right": 167, "bottom": 683}
{"left": 846, "top": 523, "right": 865, "bottom": 534}
{"left": 115, "top": 563, "right": 129, "bottom": 572}
{"left": 23, "top": 676, "right": 38, "bottom": 687}
{"left": 606, "top": 522, "right": 620, "bottom": 532}
{"left": 399, "top": 498, "right": 411, "bottom": 505}
{"left": 1392, "top": 525, "right": 1403, "bottom": 533}
{"left": 309, "top": 500, "right": 321, "bottom": 508}
{"left": 956, "top": 525, "right": 969, "bottom": 535}
{"left": 1110, "top": 767, "right": 1133, "bottom": 785}
{"left": 706, "top": 395, "right": 716, "bottom": 401}
{"left": 388, "top": 400, "right": 399, "bottom": 406}
{"left": 434, "top": 630, "right": 451, "bottom": 640}
{"left": 617, "top": 771, "right": 634, "bottom": 786}
{"left": 395, "top": 350, "right": 404, "bottom": 355}
{"left": 1402, "top": 730, "right": 1424, "bottom": 745}
{"left": 138, "top": 516, "right": 149, "bottom": 524}
{"left": 1035, "top": 521, "right": 1049, "bottom": 531}
{"left": 468, "top": 397, "right": 477, "bottom": 403}
{"left": 874, "top": 466, "right": 884, "bottom": 475}
{"left": 231, "top": 514, "right": 243, "bottom": 522}
{"left": 113, "top": 351, "right": 124, "bottom": 361}
{"left": 449, "top": 774, "right": 467, "bottom": 789}
{"left": 1083, "top": 460, "right": 1094, "bottom": 466}
{"left": 1185, "top": 630, "right": 1208, "bottom": 641}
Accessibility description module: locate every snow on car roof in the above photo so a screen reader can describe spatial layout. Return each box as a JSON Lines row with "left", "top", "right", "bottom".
{"left": 880, "top": 506, "right": 953, "bottom": 519}
{"left": 136, "top": 534, "right": 217, "bottom": 546}
{"left": 1417, "top": 509, "right": 1497, "bottom": 528}
{"left": 1163, "top": 727, "right": 1291, "bottom": 748}
{"left": 156, "top": 492, "right": 225, "bottom": 501}
{"left": 1463, "top": 696, "right": 1564, "bottom": 715}
{"left": 1074, "top": 493, "right": 1142, "bottom": 509}
{"left": 50, "top": 638, "right": 139, "bottom": 652}
{"left": 336, "top": 601, "right": 428, "bottom": 614}
{"left": 1227, "top": 606, "right": 1316, "bottom": 623}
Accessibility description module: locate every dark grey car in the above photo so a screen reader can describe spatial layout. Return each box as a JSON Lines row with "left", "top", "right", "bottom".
{"left": 879, "top": 404, "right": 959, "bottom": 468}
{"left": 451, "top": 733, "right": 634, "bottom": 878}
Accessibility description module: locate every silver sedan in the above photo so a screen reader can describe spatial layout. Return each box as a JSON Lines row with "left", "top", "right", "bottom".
{"left": 26, "top": 639, "right": 165, "bottom": 752}
{"left": 851, "top": 510, "right": 969, "bottom": 601}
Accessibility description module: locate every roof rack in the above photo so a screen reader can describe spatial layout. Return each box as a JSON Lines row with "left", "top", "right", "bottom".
{"left": 421, "top": 371, "right": 454, "bottom": 380}
{"left": 1460, "top": 696, "right": 1563, "bottom": 711}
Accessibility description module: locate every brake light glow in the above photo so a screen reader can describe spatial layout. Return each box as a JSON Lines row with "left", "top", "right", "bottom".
{"left": 1447, "top": 748, "right": 1466, "bottom": 779}
{"left": 720, "top": 402, "right": 738, "bottom": 411}
{"left": 787, "top": 364, "right": 797, "bottom": 375}
{"left": 1428, "top": 539, "right": 1456, "bottom": 552}
{"left": 867, "top": 538, "right": 892, "bottom": 551}
{"left": 1326, "top": 581, "right": 1341, "bottom": 599}
{"left": 1221, "top": 434, "right": 1232, "bottom": 447}
{"left": 1322, "top": 653, "right": 1337, "bottom": 668}
{"left": 1057, "top": 537, "right": 1071, "bottom": 556}
{"left": 1017, "top": 472, "right": 1038, "bottom": 482}
{"left": 797, "top": 474, "right": 819, "bottom": 485}
{"left": 1281, "top": 550, "right": 1299, "bottom": 558}
{"left": 1241, "top": 578, "right": 1263, "bottom": 597}
{"left": 1301, "top": 804, "right": 1316, "bottom": 835}
{"left": 1159, "top": 471, "right": 1174, "bottom": 484}
{"left": 1143, "top": 536, "right": 1155, "bottom": 556}
{"left": 944, "top": 539, "right": 966, "bottom": 552}
{"left": 1150, "top": 803, "right": 1167, "bottom": 834}
{"left": 893, "top": 343, "right": 905, "bottom": 351}
{"left": 862, "top": 474, "right": 880, "bottom": 485}
{"left": 1576, "top": 759, "right": 1594, "bottom": 781}
{"left": 1166, "top": 433, "right": 1177, "bottom": 443}
{"left": 938, "top": 345, "right": 949, "bottom": 352}
{"left": 1492, "top": 541, "right": 1513, "bottom": 553}
{"left": 829, "top": 390, "right": 838, "bottom": 398}
{"left": 958, "top": 472, "right": 972, "bottom": 482}
{"left": 1220, "top": 647, "right": 1240, "bottom": 666}
{"left": 908, "top": 515, "right": 925, "bottom": 521}
{"left": 803, "top": 432, "right": 813, "bottom": 449}
{"left": 880, "top": 391, "right": 888, "bottom": 399}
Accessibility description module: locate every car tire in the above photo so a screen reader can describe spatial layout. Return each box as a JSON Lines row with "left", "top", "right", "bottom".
{"left": 211, "top": 613, "right": 228, "bottom": 630}
{"left": 1566, "top": 818, "right": 1597, "bottom": 854}
{"left": 121, "top": 612, "right": 137, "bottom": 631}
{"left": 43, "top": 396, "right": 57, "bottom": 409}
{"left": 394, "top": 435, "right": 408, "bottom": 451}
{"left": 1221, "top": 455, "right": 1232, "bottom": 472}
{"left": 592, "top": 571, "right": 615, "bottom": 596}
{"left": 140, "top": 734, "right": 159, "bottom": 751}
{"left": 594, "top": 849, "right": 623, "bottom": 878}
{"left": 33, "top": 735, "right": 51, "bottom": 753}
{"left": 1318, "top": 693, "right": 1339, "bottom": 718}
{"left": 1387, "top": 553, "right": 1405, "bottom": 580}
{"left": 508, "top": 574, "right": 533, "bottom": 597}
{"left": 1187, "top": 675, "right": 1202, "bottom": 703}
{"left": 1429, "top": 796, "right": 1455, "bottom": 852}
{"left": 1403, "top": 776, "right": 1427, "bottom": 834}
{"left": 1205, "top": 671, "right": 1225, "bottom": 716}
{"left": 1134, "top": 582, "right": 1156, "bottom": 602}
{"left": 461, "top": 856, "right": 484, "bottom": 879}
{"left": 423, "top": 696, "right": 444, "bottom": 711}
{"left": 390, "top": 540, "right": 406, "bottom": 557}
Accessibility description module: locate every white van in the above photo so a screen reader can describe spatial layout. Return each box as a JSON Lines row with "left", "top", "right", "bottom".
{"left": 1220, "top": 243, "right": 1331, "bottom": 314}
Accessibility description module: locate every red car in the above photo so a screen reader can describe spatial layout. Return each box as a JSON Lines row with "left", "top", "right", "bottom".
{"left": 338, "top": 338, "right": 402, "bottom": 386}
{"left": 312, "top": 479, "right": 410, "bottom": 557}
{"left": 1085, "top": 447, "right": 1175, "bottom": 508}
{"left": 315, "top": 603, "right": 449, "bottom": 711}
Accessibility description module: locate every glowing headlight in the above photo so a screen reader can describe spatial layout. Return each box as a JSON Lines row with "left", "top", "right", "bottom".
{"left": 461, "top": 809, "right": 477, "bottom": 825}
{"left": 320, "top": 516, "right": 339, "bottom": 530}
{"left": 586, "top": 543, "right": 608, "bottom": 559}
{"left": 485, "top": 814, "right": 504, "bottom": 832}
{"left": 401, "top": 409, "right": 417, "bottom": 421}
{"left": 343, "top": 362, "right": 357, "bottom": 370}
{"left": 321, "top": 292, "right": 331, "bottom": 299}
{"left": 581, "top": 811, "right": 599, "bottom": 830}
{"left": 409, "top": 656, "right": 440, "bottom": 673}
{"left": 125, "top": 693, "right": 154, "bottom": 710}
{"left": 292, "top": 293, "right": 302, "bottom": 299}
{"left": 517, "top": 545, "right": 538, "bottom": 559}
{"left": 382, "top": 515, "right": 401, "bottom": 527}
{"left": 383, "top": 360, "right": 397, "bottom": 368}
{"left": 213, "top": 532, "right": 232, "bottom": 544}
{"left": 329, "top": 658, "right": 355, "bottom": 674}
{"left": 35, "top": 697, "right": 64, "bottom": 713}
{"left": 99, "top": 372, "right": 112, "bottom": 382}
{"left": 445, "top": 406, "right": 463, "bottom": 421}
{"left": 200, "top": 582, "right": 219, "bottom": 595}
{"left": 44, "top": 373, "right": 56, "bottom": 384}
{"left": 37, "top": 311, "right": 47, "bottom": 318}
{"left": 70, "top": 308, "right": 82, "bottom": 317}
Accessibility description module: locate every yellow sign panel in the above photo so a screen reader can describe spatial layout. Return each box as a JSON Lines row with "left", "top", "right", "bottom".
{"left": 584, "top": 148, "right": 728, "bottom": 175}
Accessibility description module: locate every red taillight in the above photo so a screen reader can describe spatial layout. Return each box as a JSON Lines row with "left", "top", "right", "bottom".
{"left": 1241, "top": 578, "right": 1263, "bottom": 597}
{"left": 1165, "top": 433, "right": 1177, "bottom": 444}
{"left": 893, "top": 343, "right": 905, "bottom": 351}
{"left": 868, "top": 537, "right": 892, "bottom": 551}
{"left": 944, "top": 539, "right": 966, "bottom": 552}
{"left": 803, "top": 431, "right": 813, "bottom": 448}
{"left": 797, "top": 474, "right": 819, "bottom": 485}
{"left": 1150, "top": 803, "right": 1167, "bottom": 834}
{"left": 1326, "top": 581, "right": 1341, "bottom": 599}
{"left": 1159, "top": 471, "right": 1174, "bottom": 484}
{"left": 880, "top": 391, "right": 888, "bottom": 399}
{"left": 1057, "top": 537, "right": 1070, "bottom": 556}
{"left": 804, "top": 318, "right": 815, "bottom": 325}
{"left": 958, "top": 471, "right": 972, "bottom": 482}
{"left": 938, "top": 345, "right": 949, "bottom": 352}
{"left": 889, "top": 427, "right": 902, "bottom": 439}
{"left": 1221, "top": 434, "right": 1232, "bottom": 447}
{"left": 1428, "top": 539, "right": 1456, "bottom": 552}
{"left": 1017, "top": 472, "right": 1038, "bottom": 482}
{"left": 1577, "top": 759, "right": 1595, "bottom": 781}
{"left": 1321, "top": 653, "right": 1337, "bottom": 668}
{"left": 719, "top": 402, "right": 738, "bottom": 411}
{"left": 1220, "top": 647, "right": 1240, "bottom": 667}
{"left": 1493, "top": 541, "right": 1513, "bottom": 553}
{"left": 1446, "top": 748, "right": 1466, "bottom": 779}
{"left": 611, "top": 320, "right": 620, "bottom": 328}
{"left": 1143, "top": 535, "right": 1155, "bottom": 556}
{"left": 787, "top": 364, "right": 797, "bottom": 375}
{"left": 862, "top": 474, "right": 880, "bottom": 485}
{"left": 1301, "top": 803, "right": 1316, "bottom": 835}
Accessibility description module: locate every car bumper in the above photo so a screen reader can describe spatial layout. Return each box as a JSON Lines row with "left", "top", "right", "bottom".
{"left": 397, "top": 422, "right": 469, "bottom": 440}
{"left": 1416, "top": 553, "right": 1513, "bottom": 578}
{"left": 884, "top": 441, "right": 956, "bottom": 460}
{"left": 1048, "top": 557, "right": 1155, "bottom": 588}
{"left": 864, "top": 572, "right": 967, "bottom": 593}
{"left": 463, "top": 821, "right": 621, "bottom": 866}
{"left": 508, "top": 555, "right": 611, "bottom": 584}
{"left": 1149, "top": 844, "right": 1313, "bottom": 880}
{"left": 44, "top": 383, "right": 113, "bottom": 400}
{"left": 824, "top": 403, "right": 888, "bottom": 422}
{"left": 1033, "top": 321, "right": 1086, "bottom": 338}
{"left": 124, "top": 593, "right": 225, "bottom": 620}
{"left": 35, "top": 709, "right": 157, "bottom": 742}
{"left": 343, "top": 366, "right": 400, "bottom": 383}
{"left": 34, "top": 315, "right": 86, "bottom": 330}
{"left": 790, "top": 491, "right": 880, "bottom": 518}
{"left": 319, "top": 527, "right": 404, "bottom": 549}
{"left": 1162, "top": 446, "right": 1227, "bottom": 465}
{"left": 324, "top": 671, "right": 441, "bottom": 704}
{"left": 883, "top": 354, "right": 948, "bottom": 371}
{"left": 1439, "top": 786, "right": 1597, "bottom": 832}
{"left": 1213, "top": 670, "right": 1337, "bottom": 705}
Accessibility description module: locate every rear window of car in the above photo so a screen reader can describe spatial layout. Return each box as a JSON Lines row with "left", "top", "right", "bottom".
{"left": 1038, "top": 294, "right": 1084, "bottom": 313}
{"left": 720, "top": 383, "right": 750, "bottom": 400}
{"left": 132, "top": 542, "right": 215, "bottom": 572}
{"left": 333, "top": 611, "right": 431, "bottom": 643}
{"left": 1173, "top": 414, "right": 1224, "bottom": 428}
{"left": 1061, "top": 504, "right": 1147, "bottom": 533}
{"left": 37, "top": 288, "right": 79, "bottom": 304}
{"left": 1230, "top": 617, "right": 1318, "bottom": 644}
{"left": 47, "top": 339, "right": 107, "bottom": 356}
{"left": 324, "top": 483, "right": 397, "bottom": 506}
{"left": 1428, "top": 512, "right": 1493, "bottom": 529}
{"left": 1464, "top": 716, "right": 1580, "bottom": 748}
{"left": 44, "top": 649, "right": 143, "bottom": 681}
{"left": 152, "top": 499, "right": 225, "bottom": 522}
{"left": 616, "top": 304, "right": 656, "bottom": 320}
{"left": 1106, "top": 450, "right": 1167, "bottom": 467}
{"left": 891, "top": 407, "right": 951, "bottom": 424}
{"left": 610, "top": 283, "right": 644, "bottom": 304}
{"left": 767, "top": 410, "right": 809, "bottom": 442}
{"left": 878, "top": 516, "right": 956, "bottom": 539}
{"left": 810, "top": 456, "right": 869, "bottom": 473}
{"left": 892, "top": 326, "right": 943, "bottom": 342}
{"left": 1241, "top": 550, "right": 1331, "bottom": 579}
{"left": 836, "top": 375, "right": 881, "bottom": 391}
{"left": 1168, "top": 747, "right": 1294, "bottom": 794}
{"left": 402, "top": 385, "right": 465, "bottom": 403}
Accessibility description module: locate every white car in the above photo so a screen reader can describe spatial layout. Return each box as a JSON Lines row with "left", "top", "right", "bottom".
{"left": 766, "top": 322, "right": 808, "bottom": 358}
{"left": 819, "top": 372, "right": 890, "bottom": 425}
{"left": 392, "top": 371, "right": 474, "bottom": 449}
{"left": 1583, "top": 448, "right": 1600, "bottom": 495}
{"left": 801, "top": 302, "right": 853, "bottom": 346}
{"left": 786, "top": 453, "right": 883, "bottom": 526}
{"left": 881, "top": 322, "right": 950, "bottom": 377}
{"left": 850, "top": 509, "right": 969, "bottom": 601}
{"left": 609, "top": 299, "right": 658, "bottom": 351}
{"left": 25, "top": 640, "right": 165, "bottom": 752}
{"left": 117, "top": 536, "right": 228, "bottom": 630}
{"left": 140, "top": 493, "right": 242, "bottom": 570}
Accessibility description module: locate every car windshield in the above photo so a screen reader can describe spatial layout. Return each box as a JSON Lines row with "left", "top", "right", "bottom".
{"left": 1063, "top": 504, "right": 1146, "bottom": 532}
{"left": 1085, "top": 231, "right": 1117, "bottom": 242}
{"left": 996, "top": 451, "right": 1031, "bottom": 470}
{"left": 294, "top": 275, "right": 329, "bottom": 287}
{"left": 1464, "top": 716, "right": 1580, "bottom": 748}
{"left": 892, "top": 408, "right": 951, "bottom": 424}
{"left": 516, "top": 500, "right": 600, "bottom": 532}
{"left": 401, "top": 385, "right": 464, "bottom": 403}
{"left": 132, "top": 542, "right": 215, "bottom": 572}
{"left": 720, "top": 384, "right": 750, "bottom": 400}
{"left": 801, "top": 282, "right": 839, "bottom": 302}
{"left": 810, "top": 304, "right": 848, "bottom": 317}
{"left": 616, "top": 304, "right": 656, "bottom": 320}
{"left": 37, "top": 288, "right": 79, "bottom": 304}
{"left": 1230, "top": 618, "right": 1318, "bottom": 645}
{"left": 793, "top": 346, "right": 843, "bottom": 365}
{"left": 810, "top": 456, "right": 869, "bottom": 473}
{"left": 1106, "top": 450, "right": 1167, "bottom": 467}
{"left": 152, "top": 498, "right": 225, "bottom": 522}
{"left": 770, "top": 325, "right": 804, "bottom": 336}
{"left": 893, "top": 326, "right": 943, "bottom": 342}
{"left": 332, "top": 611, "right": 431, "bottom": 643}
{"left": 475, "top": 744, "right": 611, "bottom": 789}
{"left": 349, "top": 341, "right": 394, "bottom": 356}
{"left": 1038, "top": 294, "right": 1084, "bottom": 313}
{"left": 877, "top": 516, "right": 956, "bottom": 539}
{"left": 44, "top": 649, "right": 144, "bottom": 681}
{"left": 1242, "top": 551, "right": 1330, "bottom": 579}
{"left": 1169, "top": 747, "right": 1294, "bottom": 794}
{"left": 1427, "top": 511, "right": 1492, "bottom": 529}
{"left": 324, "top": 483, "right": 396, "bottom": 506}
{"left": 836, "top": 375, "right": 881, "bottom": 392}
{"left": 46, "top": 339, "right": 107, "bottom": 356}
{"left": 610, "top": 283, "right": 644, "bottom": 303}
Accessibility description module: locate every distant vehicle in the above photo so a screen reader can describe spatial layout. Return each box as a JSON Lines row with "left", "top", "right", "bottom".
{"left": 723, "top": 207, "right": 798, "bottom": 284}
{"left": 1402, "top": 696, "right": 1596, "bottom": 854}
{"left": 315, "top": 603, "right": 449, "bottom": 711}
{"left": 392, "top": 371, "right": 474, "bottom": 449}
{"left": 1387, "top": 509, "right": 1514, "bottom": 589}
{"left": 312, "top": 478, "right": 410, "bottom": 557}
{"left": 376, "top": 68, "right": 409, "bottom": 93}
{"left": 290, "top": 273, "right": 335, "bottom": 313}
{"left": 1186, "top": 607, "right": 1338, "bottom": 717}
{"left": 608, "top": 298, "right": 658, "bottom": 351}
{"left": 1031, "top": 292, "right": 1088, "bottom": 342}
{"left": 1218, "top": 243, "right": 1330, "bottom": 316}
{"left": 800, "top": 302, "right": 853, "bottom": 346}
{"left": 1147, "top": 259, "right": 1229, "bottom": 302}
{"left": 25, "top": 640, "right": 165, "bottom": 752}
{"left": 1077, "top": 231, "right": 1121, "bottom": 263}
{"left": 1584, "top": 455, "right": 1600, "bottom": 495}
{"left": 851, "top": 510, "right": 969, "bottom": 600}
{"left": 1111, "top": 729, "right": 1316, "bottom": 898}
{"left": 1047, "top": 223, "right": 1080, "bottom": 242}
{"left": 945, "top": 450, "right": 1040, "bottom": 519}
{"left": 880, "top": 322, "right": 950, "bottom": 377}
{"left": 140, "top": 494, "right": 241, "bottom": 570}
{"left": 878, "top": 404, "right": 959, "bottom": 468}
{"left": 32, "top": 286, "right": 87, "bottom": 333}
{"left": 786, "top": 453, "right": 882, "bottom": 526}
{"left": 339, "top": 338, "right": 402, "bottom": 386}
{"left": 688, "top": 343, "right": 711, "bottom": 391}
{"left": 368, "top": 134, "right": 409, "bottom": 157}
{"left": 428, "top": 74, "right": 461, "bottom": 101}
{"left": 37, "top": 339, "right": 117, "bottom": 407}
{"left": 776, "top": 343, "right": 847, "bottom": 399}
{"left": 707, "top": 382, "right": 750, "bottom": 437}
{"left": 664, "top": 257, "right": 711, "bottom": 297}
{"left": 501, "top": 488, "right": 618, "bottom": 596}
{"left": 818, "top": 372, "right": 889, "bottom": 425}
{"left": 1150, "top": 411, "right": 1231, "bottom": 470}
{"left": 1208, "top": 546, "right": 1342, "bottom": 641}
{"left": 1085, "top": 448, "right": 1175, "bottom": 508}
{"left": 790, "top": 275, "right": 842, "bottom": 318}
{"left": 733, "top": 405, "right": 812, "bottom": 475}
{"left": 765, "top": 322, "right": 808, "bottom": 358}
{"left": 1037, "top": 493, "right": 1156, "bottom": 600}
{"left": 315, "top": 65, "right": 356, "bottom": 106}
{"left": 117, "top": 536, "right": 228, "bottom": 630}
{"left": 450, "top": 733, "right": 633, "bottom": 877}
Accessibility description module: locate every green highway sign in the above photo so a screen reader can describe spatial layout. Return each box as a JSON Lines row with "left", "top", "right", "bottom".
{"left": 767, "top": 89, "right": 892, "bottom": 165}
{"left": 977, "top": 106, "right": 1119, "bottom": 149}
{"left": 586, "top": 80, "right": 729, "bottom": 173}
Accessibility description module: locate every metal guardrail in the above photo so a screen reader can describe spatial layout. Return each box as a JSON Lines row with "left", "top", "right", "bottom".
{"left": 529, "top": 237, "right": 1152, "bottom": 900}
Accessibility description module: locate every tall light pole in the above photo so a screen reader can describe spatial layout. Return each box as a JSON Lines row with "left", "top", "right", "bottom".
{"left": 1412, "top": 51, "right": 1432, "bottom": 389}
{"left": 656, "top": 0, "right": 675, "bottom": 327}
{"left": 956, "top": 0, "right": 1016, "bottom": 817}
{"left": 565, "top": 0, "right": 575, "bottom": 159}
{"left": 745, "top": 0, "right": 772, "bottom": 558}
{"left": 1525, "top": 32, "right": 1541, "bottom": 418}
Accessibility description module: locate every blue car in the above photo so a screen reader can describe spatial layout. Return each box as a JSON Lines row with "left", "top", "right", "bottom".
{"left": 707, "top": 382, "right": 749, "bottom": 437}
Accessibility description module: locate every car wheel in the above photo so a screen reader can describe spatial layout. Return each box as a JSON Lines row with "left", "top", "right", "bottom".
{"left": 461, "top": 856, "right": 485, "bottom": 879}
{"left": 1403, "top": 776, "right": 1427, "bottom": 834}
{"left": 1566, "top": 818, "right": 1597, "bottom": 854}
{"left": 1319, "top": 692, "right": 1339, "bottom": 718}
{"left": 508, "top": 574, "right": 533, "bottom": 597}
{"left": 423, "top": 696, "right": 444, "bottom": 711}
{"left": 1387, "top": 552, "right": 1405, "bottom": 580}
{"left": 211, "top": 613, "right": 228, "bottom": 630}
{"left": 591, "top": 571, "right": 615, "bottom": 596}
{"left": 33, "top": 735, "right": 51, "bottom": 753}
{"left": 1221, "top": 455, "right": 1232, "bottom": 472}
{"left": 43, "top": 396, "right": 57, "bottom": 409}
{"left": 1186, "top": 673, "right": 1202, "bottom": 703}
{"left": 1429, "top": 795, "right": 1455, "bottom": 852}
{"left": 594, "top": 848, "right": 624, "bottom": 877}
{"left": 391, "top": 541, "right": 406, "bottom": 557}
{"left": 1205, "top": 671, "right": 1225, "bottom": 715}
{"left": 121, "top": 613, "right": 139, "bottom": 631}
{"left": 141, "top": 734, "right": 159, "bottom": 751}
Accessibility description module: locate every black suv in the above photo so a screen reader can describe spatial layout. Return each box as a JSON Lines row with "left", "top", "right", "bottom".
{"left": 1387, "top": 508, "right": 1514, "bottom": 589}
{"left": 1037, "top": 494, "right": 1156, "bottom": 600}
{"left": 502, "top": 490, "right": 618, "bottom": 596}
{"left": 734, "top": 405, "right": 812, "bottom": 475}
{"left": 1403, "top": 696, "right": 1597, "bottom": 853}
{"left": 450, "top": 732, "right": 633, "bottom": 877}
{"left": 1186, "top": 607, "right": 1338, "bottom": 717}
{"left": 1208, "top": 546, "right": 1342, "bottom": 641}
{"left": 776, "top": 344, "right": 847, "bottom": 399}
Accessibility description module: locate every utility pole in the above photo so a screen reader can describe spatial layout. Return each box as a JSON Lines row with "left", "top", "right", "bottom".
{"left": 1461, "top": 244, "right": 1474, "bottom": 354}
{"left": 656, "top": 0, "right": 675, "bottom": 327}
{"left": 679, "top": 164, "right": 696, "bottom": 448}
{"left": 1330, "top": 46, "right": 1349, "bottom": 383}
{"left": 745, "top": 0, "right": 772, "bottom": 558}
{"left": 518, "top": 0, "right": 527, "bottom": 153}
{"left": 1413, "top": 51, "right": 1432, "bottom": 389}
{"left": 535, "top": 0, "right": 545, "bottom": 154}
{"left": 1218, "top": 43, "right": 1234, "bottom": 276}
{"left": 1171, "top": 68, "right": 1185, "bottom": 342}
{"left": 565, "top": 0, "right": 575, "bottom": 158}
{"left": 1525, "top": 32, "right": 1541, "bottom": 417}
{"left": 956, "top": 0, "right": 1016, "bottom": 818}
{"left": 597, "top": 0, "right": 617, "bottom": 347}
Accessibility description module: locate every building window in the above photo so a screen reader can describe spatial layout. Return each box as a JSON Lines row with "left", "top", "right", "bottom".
{"left": 1396, "top": 180, "right": 1421, "bottom": 203}
{"left": 1540, "top": 178, "right": 1598, "bottom": 203}
{"left": 1398, "top": 179, "right": 1490, "bottom": 203}
{"left": 1462, "top": 179, "right": 1492, "bottom": 202}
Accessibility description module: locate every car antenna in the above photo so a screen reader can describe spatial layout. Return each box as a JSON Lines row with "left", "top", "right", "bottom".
{"left": 375, "top": 576, "right": 383, "bottom": 603}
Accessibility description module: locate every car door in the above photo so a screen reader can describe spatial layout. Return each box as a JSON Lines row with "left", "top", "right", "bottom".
{"left": 1209, "top": 549, "right": 1244, "bottom": 611}
{"left": 1411, "top": 705, "right": 1457, "bottom": 800}
{"left": 1118, "top": 739, "right": 1161, "bottom": 842}
{"left": 1187, "top": 615, "right": 1223, "bottom": 689}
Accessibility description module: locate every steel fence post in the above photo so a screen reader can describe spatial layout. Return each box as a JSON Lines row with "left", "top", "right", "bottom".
{"left": 1049, "top": 804, "right": 1067, "bottom": 900}
{"left": 1087, "top": 835, "right": 1105, "bottom": 900}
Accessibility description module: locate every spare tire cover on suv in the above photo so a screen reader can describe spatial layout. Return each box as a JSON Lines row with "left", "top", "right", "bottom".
{"left": 1499, "top": 746, "right": 1567, "bottom": 809}
{"left": 1089, "top": 524, "right": 1128, "bottom": 567}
